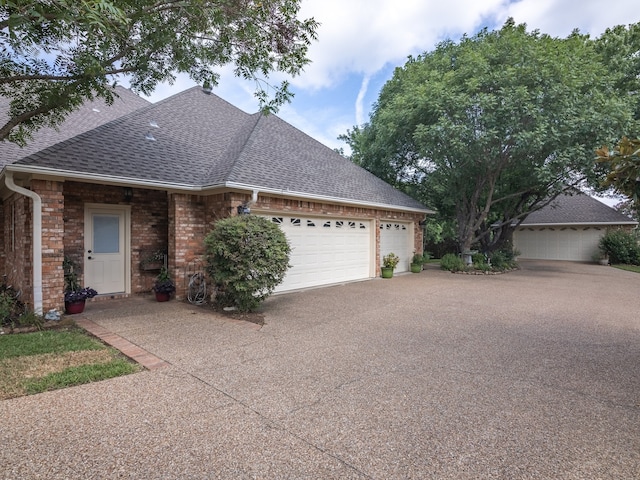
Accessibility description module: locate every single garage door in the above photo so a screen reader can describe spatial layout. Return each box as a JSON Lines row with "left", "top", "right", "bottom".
{"left": 269, "top": 215, "right": 372, "bottom": 292}
{"left": 513, "top": 226, "right": 605, "bottom": 261}
{"left": 380, "top": 221, "right": 414, "bottom": 273}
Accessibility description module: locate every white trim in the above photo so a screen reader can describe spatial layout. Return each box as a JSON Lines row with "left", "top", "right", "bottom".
{"left": 519, "top": 222, "right": 637, "bottom": 227}
{"left": 3, "top": 165, "right": 434, "bottom": 214}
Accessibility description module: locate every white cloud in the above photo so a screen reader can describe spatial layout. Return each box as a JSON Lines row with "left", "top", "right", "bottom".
{"left": 503, "top": 0, "right": 636, "bottom": 37}
{"left": 295, "top": 0, "right": 508, "bottom": 90}
{"left": 355, "top": 75, "right": 370, "bottom": 126}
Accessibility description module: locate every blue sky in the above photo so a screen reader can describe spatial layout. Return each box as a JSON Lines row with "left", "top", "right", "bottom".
{"left": 143, "top": 0, "right": 638, "bottom": 158}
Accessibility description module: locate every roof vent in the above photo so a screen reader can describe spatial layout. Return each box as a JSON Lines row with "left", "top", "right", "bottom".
{"left": 149, "top": 121, "right": 159, "bottom": 128}
{"left": 92, "top": 108, "right": 100, "bottom": 113}
{"left": 145, "top": 131, "right": 156, "bottom": 141}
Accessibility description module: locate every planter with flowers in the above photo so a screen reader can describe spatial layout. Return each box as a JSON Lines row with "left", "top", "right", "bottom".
{"left": 63, "top": 257, "right": 98, "bottom": 314}
{"left": 381, "top": 252, "right": 400, "bottom": 278}
{"left": 153, "top": 267, "right": 176, "bottom": 302}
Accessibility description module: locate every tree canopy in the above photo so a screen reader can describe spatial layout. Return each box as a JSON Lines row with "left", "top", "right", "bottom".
{"left": 342, "top": 20, "right": 638, "bottom": 254}
{"left": 0, "top": 0, "right": 318, "bottom": 145}
{"left": 597, "top": 137, "right": 640, "bottom": 206}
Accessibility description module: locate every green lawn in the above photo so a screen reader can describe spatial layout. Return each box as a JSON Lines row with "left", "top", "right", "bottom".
{"left": 612, "top": 264, "right": 640, "bottom": 273}
{"left": 0, "top": 328, "right": 141, "bottom": 399}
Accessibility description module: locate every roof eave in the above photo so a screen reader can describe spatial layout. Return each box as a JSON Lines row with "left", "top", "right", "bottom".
{"left": 3, "top": 166, "right": 435, "bottom": 214}
{"left": 519, "top": 221, "right": 638, "bottom": 227}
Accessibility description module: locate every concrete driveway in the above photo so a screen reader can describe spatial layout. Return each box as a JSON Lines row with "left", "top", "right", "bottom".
{"left": 2, "top": 261, "right": 640, "bottom": 479}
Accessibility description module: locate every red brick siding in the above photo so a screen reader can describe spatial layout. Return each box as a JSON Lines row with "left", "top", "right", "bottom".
{"left": 63, "top": 182, "right": 168, "bottom": 295}
{"left": 32, "top": 180, "right": 65, "bottom": 312}
{"left": 168, "top": 193, "right": 206, "bottom": 298}
{"left": 2, "top": 194, "right": 32, "bottom": 307}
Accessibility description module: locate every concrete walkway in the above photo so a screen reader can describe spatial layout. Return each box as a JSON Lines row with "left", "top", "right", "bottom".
{"left": 2, "top": 261, "right": 640, "bottom": 479}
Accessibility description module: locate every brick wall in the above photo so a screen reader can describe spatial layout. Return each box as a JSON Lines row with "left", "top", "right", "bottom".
{"left": 169, "top": 193, "right": 206, "bottom": 298}
{"left": 32, "top": 180, "right": 65, "bottom": 312}
{"left": 63, "top": 182, "right": 168, "bottom": 294}
{"left": 2, "top": 193, "right": 32, "bottom": 307}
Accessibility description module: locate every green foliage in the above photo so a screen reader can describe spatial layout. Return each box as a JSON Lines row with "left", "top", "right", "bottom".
{"left": 472, "top": 253, "right": 486, "bottom": 265}
{"left": 0, "top": 282, "right": 30, "bottom": 330}
{"left": 383, "top": 252, "right": 400, "bottom": 269}
{"left": 153, "top": 267, "right": 176, "bottom": 294}
{"left": 343, "top": 19, "right": 638, "bottom": 255}
{"left": 596, "top": 137, "right": 640, "bottom": 207}
{"left": 204, "top": 215, "right": 291, "bottom": 312}
{"left": 440, "top": 253, "right": 465, "bottom": 272}
{"left": 0, "top": 0, "right": 318, "bottom": 144}
{"left": 599, "top": 229, "right": 640, "bottom": 265}
{"left": 412, "top": 252, "right": 430, "bottom": 265}
{"left": 489, "top": 246, "right": 519, "bottom": 271}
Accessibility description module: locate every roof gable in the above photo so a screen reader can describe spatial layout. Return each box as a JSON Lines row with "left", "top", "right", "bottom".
{"left": 521, "top": 192, "right": 637, "bottom": 225}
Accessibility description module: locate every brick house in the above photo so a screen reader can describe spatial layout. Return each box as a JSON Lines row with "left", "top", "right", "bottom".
{"left": 1, "top": 86, "right": 431, "bottom": 314}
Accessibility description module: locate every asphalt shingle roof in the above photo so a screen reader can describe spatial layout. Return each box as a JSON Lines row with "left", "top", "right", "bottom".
{"left": 9, "top": 86, "right": 428, "bottom": 211}
{"left": 521, "top": 192, "right": 636, "bottom": 225}
{"left": 0, "top": 86, "right": 149, "bottom": 170}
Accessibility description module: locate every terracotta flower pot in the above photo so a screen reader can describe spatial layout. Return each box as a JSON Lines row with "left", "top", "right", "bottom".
{"left": 155, "top": 292, "right": 171, "bottom": 302}
{"left": 65, "top": 300, "right": 86, "bottom": 314}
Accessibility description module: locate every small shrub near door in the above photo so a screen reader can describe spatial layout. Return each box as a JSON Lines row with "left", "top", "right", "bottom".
{"left": 204, "top": 215, "right": 291, "bottom": 312}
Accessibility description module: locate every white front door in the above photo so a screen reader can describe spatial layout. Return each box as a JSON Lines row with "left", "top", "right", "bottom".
{"left": 84, "top": 205, "right": 129, "bottom": 294}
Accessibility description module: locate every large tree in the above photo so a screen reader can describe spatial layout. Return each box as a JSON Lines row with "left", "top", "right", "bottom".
{"left": 0, "top": 0, "right": 318, "bottom": 145}
{"left": 343, "top": 20, "right": 637, "bottom": 254}
{"left": 597, "top": 136, "right": 640, "bottom": 210}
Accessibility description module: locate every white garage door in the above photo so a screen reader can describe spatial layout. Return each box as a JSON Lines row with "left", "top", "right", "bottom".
{"left": 269, "top": 215, "right": 372, "bottom": 292}
{"left": 379, "top": 221, "right": 414, "bottom": 273}
{"left": 514, "top": 226, "right": 605, "bottom": 261}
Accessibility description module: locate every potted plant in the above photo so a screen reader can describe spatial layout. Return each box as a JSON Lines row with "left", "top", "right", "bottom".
{"left": 63, "top": 257, "right": 97, "bottom": 314}
{"left": 381, "top": 252, "right": 400, "bottom": 278}
{"left": 410, "top": 253, "right": 424, "bottom": 273}
{"left": 153, "top": 266, "right": 176, "bottom": 302}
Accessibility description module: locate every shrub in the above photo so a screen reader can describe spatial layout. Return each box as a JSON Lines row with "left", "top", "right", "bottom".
{"left": 489, "top": 245, "right": 519, "bottom": 271}
{"left": 440, "top": 253, "right": 465, "bottom": 272}
{"left": 599, "top": 229, "right": 640, "bottom": 265}
{"left": 204, "top": 215, "right": 291, "bottom": 312}
{"left": 472, "top": 253, "right": 486, "bottom": 266}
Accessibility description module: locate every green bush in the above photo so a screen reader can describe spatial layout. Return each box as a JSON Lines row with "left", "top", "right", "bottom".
{"left": 440, "top": 253, "right": 465, "bottom": 272}
{"left": 599, "top": 229, "right": 640, "bottom": 265}
{"left": 472, "top": 253, "right": 486, "bottom": 266}
{"left": 489, "top": 245, "right": 519, "bottom": 271}
{"left": 204, "top": 215, "right": 291, "bottom": 312}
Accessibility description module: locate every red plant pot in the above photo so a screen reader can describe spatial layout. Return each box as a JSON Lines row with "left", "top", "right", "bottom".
{"left": 65, "top": 300, "right": 86, "bottom": 315}
{"left": 155, "top": 292, "right": 171, "bottom": 302}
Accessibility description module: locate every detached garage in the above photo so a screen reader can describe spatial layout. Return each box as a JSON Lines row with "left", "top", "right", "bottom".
{"left": 514, "top": 192, "right": 637, "bottom": 262}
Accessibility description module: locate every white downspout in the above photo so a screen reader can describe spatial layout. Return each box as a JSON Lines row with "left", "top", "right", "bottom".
{"left": 4, "top": 171, "right": 43, "bottom": 314}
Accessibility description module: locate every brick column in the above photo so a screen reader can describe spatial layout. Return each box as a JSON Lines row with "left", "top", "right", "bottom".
{"left": 31, "top": 180, "right": 65, "bottom": 312}
{"left": 168, "top": 193, "right": 206, "bottom": 299}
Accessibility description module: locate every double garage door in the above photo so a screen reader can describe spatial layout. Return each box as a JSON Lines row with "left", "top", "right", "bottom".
{"left": 513, "top": 226, "right": 605, "bottom": 261}
{"left": 269, "top": 215, "right": 373, "bottom": 292}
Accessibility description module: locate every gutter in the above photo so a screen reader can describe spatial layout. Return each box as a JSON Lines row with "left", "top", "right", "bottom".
{"left": 4, "top": 171, "right": 43, "bottom": 314}
{"left": 5, "top": 165, "right": 435, "bottom": 214}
